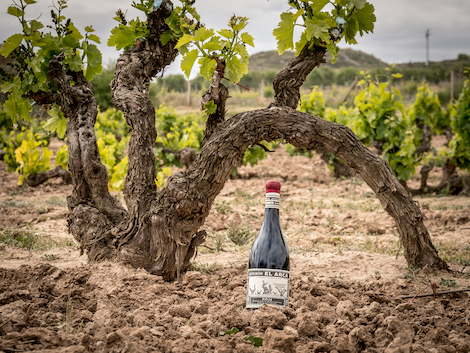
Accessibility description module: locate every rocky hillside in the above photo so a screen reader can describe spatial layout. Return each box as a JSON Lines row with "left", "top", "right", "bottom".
{"left": 248, "top": 48, "right": 387, "bottom": 72}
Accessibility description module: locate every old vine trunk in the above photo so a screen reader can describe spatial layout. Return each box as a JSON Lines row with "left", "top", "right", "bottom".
{"left": 53, "top": 0, "right": 447, "bottom": 280}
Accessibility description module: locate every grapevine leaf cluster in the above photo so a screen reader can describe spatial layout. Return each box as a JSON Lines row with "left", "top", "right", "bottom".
{"left": 301, "top": 75, "right": 427, "bottom": 181}
{"left": 165, "top": 1, "right": 254, "bottom": 83}
{"left": 107, "top": 0, "right": 154, "bottom": 51}
{"left": 1, "top": 126, "right": 52, "bottom": 185}
{"left": 0, "top": 0, "right": 102, "bottom": 126}
{"left": 300, "top": 67, "right": 470, "bottom": 183}
{"left": 409, "top": 83, "right": 446, "bottom": 134}
{"left": 449, "top": 72, "right": 470, "bottom": 170}
{"left": 353, "top": 78, "right": 418, "bottom": 181}
{"left": 273, "top": 0, "right": 375, "bottom": 63}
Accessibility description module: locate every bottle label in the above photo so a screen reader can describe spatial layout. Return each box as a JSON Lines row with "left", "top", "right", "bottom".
{"left": 265, "top": 193, "right": 280, "bottom": 209}
{"left": 246, "top": 269, "right": 289, "bottom": 309}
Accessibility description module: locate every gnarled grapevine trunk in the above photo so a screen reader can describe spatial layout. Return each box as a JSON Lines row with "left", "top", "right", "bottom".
{"left": 54, "top": 0, "right": 446, "bottom": 280}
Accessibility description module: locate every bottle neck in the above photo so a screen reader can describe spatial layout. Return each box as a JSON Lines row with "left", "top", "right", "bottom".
{"left": 265, "top": 192, "right": 280, "bottom": 209}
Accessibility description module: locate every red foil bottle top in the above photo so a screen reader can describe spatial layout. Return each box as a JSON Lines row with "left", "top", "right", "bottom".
{"left": 265, "top": 180, "right": 281, "bottom": 193}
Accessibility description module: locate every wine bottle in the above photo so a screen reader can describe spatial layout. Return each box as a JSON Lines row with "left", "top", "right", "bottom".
{"left": 246, "top": 180, "right": 290, "bottom": 309}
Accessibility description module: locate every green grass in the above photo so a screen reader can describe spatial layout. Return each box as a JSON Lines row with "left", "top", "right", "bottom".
{"left": 215, "top": 201, "right": 233, "bottom": 215}
{"left": 435, "top": 242, "right": 470, "bottom": 266}
{"left": 227, "top": 222, "right": 255, "bottom": 246}
{"left": 46, "top": 196, "right": 67, "bottom": 207}
{"left": 1, "top": 198, "right": 31, "bottom": 208}
{"left": 0, "top": 229, "right": 78, "bottom": 251}
{"left": 190, "top": 262, "right": 224, "bottom": 275}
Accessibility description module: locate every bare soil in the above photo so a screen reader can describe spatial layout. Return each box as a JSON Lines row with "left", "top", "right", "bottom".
{"left": 1, "top": 142, "right": 470, "bottom": 352}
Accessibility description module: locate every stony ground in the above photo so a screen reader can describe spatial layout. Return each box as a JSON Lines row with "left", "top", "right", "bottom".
{"left": 1, "top": 141, "right": 470, "bottom": 352}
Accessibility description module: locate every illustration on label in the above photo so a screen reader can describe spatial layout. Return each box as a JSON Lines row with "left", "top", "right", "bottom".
{"left": 246, "top": 269, "right": 289, "bottom": 308}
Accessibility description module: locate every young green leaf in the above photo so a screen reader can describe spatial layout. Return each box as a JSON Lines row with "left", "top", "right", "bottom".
{"left": 225, "top": 55, "right": 248, "bottom": 83}
{"left": 310, "top": 0, "right": 330, "bottom": 13}
{"left": 217, "top": 29, "right": 233, "bottom": 39}
{"left": 193, "top": 27, "right": 214, "bottom": 42}
{"left": 3, "top": 94, "right": 32, "bottom": 123}
{"left": 83, "top": 43, "right": 103, "bottom": 81}
{"left": 245, "top": 336, "right": 263, "bottom": 347}
{"left": 64, "top": 52, "right": 83, "bottom": 72}
{"left": 160, "top": 30, "right": 176, "bottom": 46}
{"left": 203, "top": 100, "right": 217, "bottom": 115}
{"left": 240, "top": 32, "right": 254, "bottom": 47}
{"left": 293, "top": 31, "right": 307, "bottom": 55}
{"left": 273, "top": 10, "right": 303, "bottom": 55}
{"left": 7, "top": 5, "right": 24, "bottom": 18}
{"left": 198, "top": 56, "right": 216, "bottom": 80}
{"left": 87, "top": 34, "right": 101, "bottom": 44}
{"left": 235, "top": 43, "right": 249, "bottom": 62}
{"left": 344, "top": 16, "right": 359, "bottom": 44}
{"left": 355, "top": 3, "right": 375, "bottom": 35}
{"left": 219, "top": 327, "right": 239, "bottom": 336}
{"left": 326, "top": 41, "right": 339, "bottom": 63}
{"left": 175, "top": 33, "right": 193, "bottom": 49}
{"left": 202, "top": 36, "right": 224, "bottom": 52}
{"left": 0, "top": 34, "right": 24, "bottom": 58}
{"left": 63, "top": 23, "right": 84, "bottom": 48}
{"left": 181, "top": 49, "right": 199, "bottom": 78}
{"left": 108, "top": 25, "right": 136, "bottom": 50}
{"left": 44, "top": 105, "right": 67, "bottom": 139}
{"left": 305, "top": 17, "right": 331, "bottom": 43}
{"left": 349, "top": 0, "right": 367, "bottom": 10}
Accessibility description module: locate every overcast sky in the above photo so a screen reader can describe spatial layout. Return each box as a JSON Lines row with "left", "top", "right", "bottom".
{"left": 1, "top": 0, "right": 469, "bottom": 76}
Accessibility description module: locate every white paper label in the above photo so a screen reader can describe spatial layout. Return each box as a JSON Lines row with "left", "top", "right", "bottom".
{"left": 265, "top": 193, "right": 280, "bottom": 209}
{"left": 246, "top": 269, "right": 289, "bottom": 309}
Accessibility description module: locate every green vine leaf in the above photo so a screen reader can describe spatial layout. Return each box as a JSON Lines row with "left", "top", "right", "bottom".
{"left": 63, "top": 23, "right": 84, "bottom": 48}
{"left": 44, "top": 104, "right": 67, "bottom": 139}
{"left": 344, "top": 16, "right": 359, "bottom": 44}
{"left": 64, "top": 51, "right": 83, "bottom": 72}
{"left": 0, "top": 34, "right": 24, "bottom": 58}
{"left": 7, "top": 5, "right": 24, "bottom": 17}
{"left": 198, "top": 56, "right": 216, "bottom": 81}
{"left": 108, "top": 25, "right": 135, "bottom": 51}
{"left": 201, "top": 36, "right": 224, "bottom": 52}
{"left": 273, "top": 1, "right": 376, "bottom": 63}
{"left": 83, "top": 42, "right": 103, "bottom": 81}
{"left": 245, "top": 336, "right": 263, "bottom": 347}
{"left": 217, "top": 29, "right": 234, "bottom": 39}
{"left": 87, "top": 34, "right": 101, "bottom": 44}
{"left": 349, "top": 0, "right": 367, "bottom": 10}
{"left": 174, "top": 33, "right": 193, "bottom": 49}
{"left": 240, "top": 32, "right": 254, "bottom": 47}
{"left": 325, "top": 41, "right": 339, "bottom": 63}
{"left": 203, "top": 100, "right": 217, "bottom": 115}
{"left": 305, "top": 17, "right": 331, "bottom": 43}
{"left": 355, "top": 3, "right": 376, "bottom": 36}
{"left": 311, "top": 0, "right": 330, "bottom": 13}
{"left": 295, "top": 31, "right": 309, "bottom": 55}
{"left": 3, "top": 93, "right": 32, "bottom": 123}
{"left": 225, "top": 55, "right": 247, "bottom": 84}
{"left": 181, "top": 49, "right": 199, "bottom": 78}
{"left": 108, "top": 18, "right": 149, "bottom": 51}
{"left": 273, "top": 9, "right": 304, "bottom": 55}
{"left": 235, "top": 43, "right": 249, "bottom": 62}
{"left": 193, "top": 27, "right": 214, "bottom": 42}
{"left": 201, "top": 100, "right": 217, "bottom": 122}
